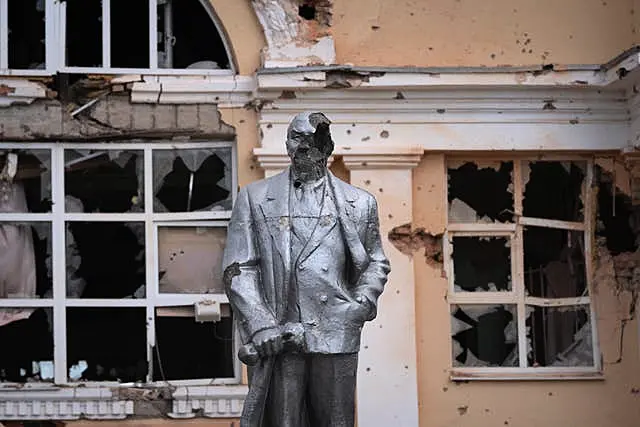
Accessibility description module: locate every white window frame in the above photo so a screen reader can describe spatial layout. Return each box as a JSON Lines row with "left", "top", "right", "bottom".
{"left": 0, "top": 0, "right": 236, "bottom": 77}
{"left": 445, "top": 155, "right": 602, "bottom": 381}
{"left": 0, "top": 142, "right": 240, "bottom": 389}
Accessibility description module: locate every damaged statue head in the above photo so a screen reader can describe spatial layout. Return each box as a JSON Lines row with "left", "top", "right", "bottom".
{"left": 222, "top": 111, "right": 390, "bottom": 426}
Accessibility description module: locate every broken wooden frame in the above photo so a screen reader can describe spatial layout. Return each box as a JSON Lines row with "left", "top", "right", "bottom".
{"left": 0, "top": 0, "right": 235, "bottom": 76}
{"left": 445, "top": 155, "right": 601, "bottom": 380}
{"left": 0, "top": 142, "right": 240, "bottom": 387}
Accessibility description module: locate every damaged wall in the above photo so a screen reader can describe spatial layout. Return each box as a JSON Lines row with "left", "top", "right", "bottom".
{"left": 405, "top": 154, "right": 640, "bottom": 427}
{"left": 333, "top": 0, "right": 635, "bottom": 67}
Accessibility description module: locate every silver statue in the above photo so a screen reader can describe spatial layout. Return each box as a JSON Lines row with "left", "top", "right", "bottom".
{"left": 222, "top": 111, "right": 390, "bottom": 427}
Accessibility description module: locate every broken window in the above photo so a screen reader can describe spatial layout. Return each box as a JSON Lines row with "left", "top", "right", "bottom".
{"left": 448, "top": 160, "right": 514, "bottom": 223}
{"left": 446, "top": 158, "right": 597, "bottom": 376}
{"left": 153, "top": 148, "right": 232, "bottom": 213}
{"left": 0, "top": 143, "right": 236, "bottom": 385}
{"left": 7, "top": 0, "right": 46, "bottom": 70}
{"left": 451, "top": 236, "right": 512, "bottom": 292}
{"left": 158, "top": 225, "right": 226, "bottom": 294}
{"left": 451, "top": 304, "right": 518, "bottom": 367}
{"left": 61, "top": 0, "right": 231, "bottom": 71}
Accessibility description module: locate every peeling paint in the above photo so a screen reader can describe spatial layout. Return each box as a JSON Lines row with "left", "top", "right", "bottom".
{"left": 388, "top": 223, "right": 443, "bottom": 268}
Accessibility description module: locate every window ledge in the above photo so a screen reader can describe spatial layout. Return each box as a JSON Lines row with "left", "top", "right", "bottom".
{"left": 0, "top": 384, "right": 248, "bottom": 421}
{"left": 450, "top": 369, "right": 604, "bottom": 382}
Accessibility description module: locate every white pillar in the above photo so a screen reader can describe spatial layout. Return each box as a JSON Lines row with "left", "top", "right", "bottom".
{"left": 342, "top": 146, "right": 422, "bottom": 427}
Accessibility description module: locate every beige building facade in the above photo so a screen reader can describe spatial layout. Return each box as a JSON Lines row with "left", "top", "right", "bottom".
{"left": 1, "top": 1, "right": 639, "bottom": 426}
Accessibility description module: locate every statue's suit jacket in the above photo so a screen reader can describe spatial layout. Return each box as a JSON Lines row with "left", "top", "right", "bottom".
{"left": 222, "top": 167, "right": 390, "bottom": 425}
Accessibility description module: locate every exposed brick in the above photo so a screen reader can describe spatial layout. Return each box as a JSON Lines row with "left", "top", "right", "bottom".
{"left": 131, "top": 103, "right": 155, "bottom": 130}
{"left": 106, "top": 95, "right": 134, "bottom": 130}
{"left": 0, "top": 100, "right": 63, "bottom": 139}
{"left": 197, "top": 104, "right": 221, "bottom": 133}
{"left": 152, "top": 105, "right": 178, "bottom": 130}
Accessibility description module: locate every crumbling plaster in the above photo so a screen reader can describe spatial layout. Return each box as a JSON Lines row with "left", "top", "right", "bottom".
{"left": 333, "top": 0, "right": 636, "bottom": 67}
{"left": 404, "top": 154, "right": 640, "bottom": 427}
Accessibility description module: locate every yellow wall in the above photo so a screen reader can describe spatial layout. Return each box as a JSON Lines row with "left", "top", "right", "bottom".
{"left": 413, "top": 154, "right": 640, "bottom": 427}
{"left": 333, "top": 0, "right": 635, "bottom": 67}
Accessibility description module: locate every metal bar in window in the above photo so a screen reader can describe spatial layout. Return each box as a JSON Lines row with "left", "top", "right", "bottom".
{"left": 524, "top": 296, "right": 591, "bottom": 307}
{"left": 52, "top": 146, "right": 68, "bottom": 384}
{"left": 519, "top": 216, "right": 585, "bottom": 231}
{"left": 148, "top": 0, "right": 157, "bottom": 69}
{"left": 102, "top": 0, "right": 110, "bottom": 68}
{"left": 0, "top": 0, "right": 8, "bottom": 70}
{"left": 512, "top": 160, "right": 527, "bottom": 368}
{"left": 164, "top": 0, "right": 173, "bottom": 68}
{"left": 144, "top": 146, "right": 155, "bottom": 383}
{"left": 446, "top": 223, "right": 516, "bottom": 233}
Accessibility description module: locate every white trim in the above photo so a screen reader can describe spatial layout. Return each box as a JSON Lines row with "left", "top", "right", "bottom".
{"left": 450, "top": 367, "right": 603, "bottom": 381}
{"left": 0, "top": 78, "right": 48, "bottom": 106}
{"left": 148, "top": 0, "right": 158, "bottom": 70}
{"left": 0, "top": 0, "right": 7, "bottom": 70}
{"left": 102, "top": 0, "right": 111, "bottom": 68}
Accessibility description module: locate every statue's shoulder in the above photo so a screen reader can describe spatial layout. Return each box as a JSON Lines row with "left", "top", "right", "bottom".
{"left": 240, "top": 170, "right": 287, "bottom": 199}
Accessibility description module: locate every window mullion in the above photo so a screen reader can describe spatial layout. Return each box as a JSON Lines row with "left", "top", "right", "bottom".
{"left": 144, "top": 147, "right": 156, "bottom": 382}
{"left": 584, "top": 161, "right": 601, "bottom": 371}
{"left": 51, "top": 146, "right": 68, "bottom": 384}
{"left": 512, "top": 159, "right": 528, "bottom": 368}
{"left": 102, "top": 0, "right": 111, "bottom": 68}
{"left": 148, "top": 0, "right": 157, "bottom": 69}
{"left": 0, "top": 0, "right": 8, "bottom": 70}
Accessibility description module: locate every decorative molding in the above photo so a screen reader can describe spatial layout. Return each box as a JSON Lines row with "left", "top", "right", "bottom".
{"left": 340, "top": 146, "right": 423, "bottom": 170}
{"left": 0, "top": 388, "right": 133, "bottom": 420}
{"left": 253, "top": 149, "right": 334, "bottom": 173}
{"left": 0, "top": 79, "right": 48, "bottom": 107}
{"left": 130, "top": 76, "right": 255, "bottom": 107}
{"left": 168, "top": 385, "right": 247, "bottom": 419}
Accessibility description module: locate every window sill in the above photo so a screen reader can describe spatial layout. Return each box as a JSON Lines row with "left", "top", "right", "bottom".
{"left": 0, "top": 384, "right": 248, "bottom": 421}
{"left": 450, "top": 368, "right": 604, "bottom": 382}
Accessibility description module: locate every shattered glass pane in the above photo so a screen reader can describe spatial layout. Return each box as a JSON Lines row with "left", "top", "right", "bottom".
{"left": 526, "top": 305, "right": 593, "bottom": 367}
{"left": 523, "top": 161, "right": 586, "bottom": 222}
{"left": 8, "top": 0, "right": 46, "bottom": 69}
{"left": 448, "top": 161, "right": 514, "bottom": 223}
{"left": 0, "top": 222, "right": 52, "bottom": 300}
{"left": 65, "top": 0, "right": 102, "bottom": 67}
{"left": 153, "top": 312, "right": 234, "bottom": 380}
{"left": 0, "top": 149, "right": 52, "bottom": 212}
{"left": 64, "top": 150, "right": 144, "bottom": 213}
{"left": 451, "top": 304, "right": 518, "bottom": 367}
{"left": 110, "top": 0, "right": 149, "bottom": 68}
{"left": 153, "top": 148, "right": 232, "bottom": 213}
{"left": 524, "top": 227, "right": 587, "bottom": 298}
{"left": 0, "top": 308, "right": 53, "bottom": 383}
{"left": 67, "top": 308, "right": 147, "bottom": 382}
{"left": 157, "top": 0, "right": 231, "bottom": 69}
{"left": 66, "top": 222, "right": 145, "bottom": 299}
{"left": 452, "top": 236, "right": 511, "bottom": 292}
{"left": 158, "top": 226, "right": 226, "bottom": 294}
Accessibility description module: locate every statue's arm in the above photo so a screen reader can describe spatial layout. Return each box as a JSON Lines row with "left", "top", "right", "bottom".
{"left": 353, "top": 195, "right": 391, "bottom": 321}
{"left": 222, "top": 187, "right": 277, "bottom": 343}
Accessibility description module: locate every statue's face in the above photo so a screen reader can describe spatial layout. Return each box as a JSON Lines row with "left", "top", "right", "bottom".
{"left": 286, "top": 112, "right": 333, "bottom": 177}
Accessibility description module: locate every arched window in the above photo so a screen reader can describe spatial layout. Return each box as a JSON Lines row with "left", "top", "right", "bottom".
{"left": 0, "top": 0, "right": 235, "bottom": 75}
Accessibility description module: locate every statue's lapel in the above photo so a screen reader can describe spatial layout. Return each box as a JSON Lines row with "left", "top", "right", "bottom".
{"left": 296, "top": 189, "right": 338, "bottom": 265}
{"left": 259, "top": 169, "right": 291, "bottom": 269}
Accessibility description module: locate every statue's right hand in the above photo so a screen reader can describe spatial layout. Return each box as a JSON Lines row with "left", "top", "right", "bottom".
{"left": 251, "top": 327, "right": 283, "bottom": 358}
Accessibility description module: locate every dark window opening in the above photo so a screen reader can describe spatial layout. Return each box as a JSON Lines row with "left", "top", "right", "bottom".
{"left": 153, "top": 149, "right": 231, "bottom": 213}
{"left": 527, "top": 306, "right": 592, "bottom": 367}
{"left": 0, "top": 308, "right": 53, "bottom": 383}
{"left": 67, "top": 308, "right": 147, "bottom": 382}
{"left": 596, "top": 168, "right": 637, "bottom": 254}
{"left": 64, "top": 150, "right": 143, "bottom": 214}
{"left": 110, "top": 0, "right": 149, "bottom": 68}
{"left": 524, "top": 227, "right": 587, "bottom": 298}
{"left": 157, "top": 0, "right": 230, "bottom": 69}
{"left": 298, "top": 3, "right": 317, "bottom": 20}
{"left": 66, "top": 222, "right": 145, "bottom": 299}
{"left": 153, "top": 314, "right": 234, "bottom": 381}
{"left": 452, "top": 236, "right": 511, "bottom": 292}
{"left": 7, "top": 0, "right": 46, "bottom": 69}
{"left": 451, "top": 304, "right": 518, "bottom": 367}
{"left": 523, "top": 161, "right": 585, "bottom": 222}
{"left": 65, "top": 0, "right": 102, "bottom": 67}
{"left": 448, "top": 161, "right": 514, "bottom": 223}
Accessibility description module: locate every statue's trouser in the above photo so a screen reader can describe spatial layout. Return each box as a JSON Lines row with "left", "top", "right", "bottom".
{"left": 264, "top": 352, "right": 358, "bottom": 427}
